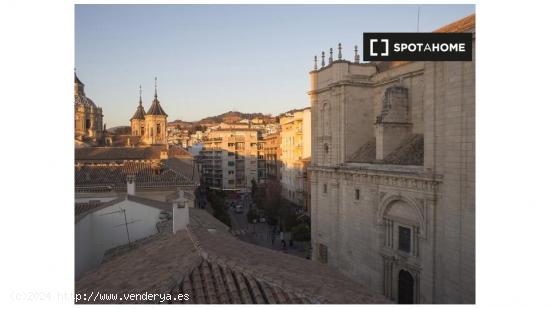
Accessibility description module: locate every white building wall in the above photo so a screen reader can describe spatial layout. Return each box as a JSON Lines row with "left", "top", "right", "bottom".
{"left": 75, "top": 199, "right": 163, "bottom": 279}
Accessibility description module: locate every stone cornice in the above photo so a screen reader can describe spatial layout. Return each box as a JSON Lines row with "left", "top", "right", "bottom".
{"left": 309, "top": 164, "right": 441, "bottom": 193}
{"left": 308, "top": 68, "right": 424, "bottom": 96}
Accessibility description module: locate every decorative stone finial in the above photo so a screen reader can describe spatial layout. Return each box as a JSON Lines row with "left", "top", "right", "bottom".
{"left": 321, "top": 51, "right": 325, "bottom": 67}
{"left": 354, "top": 45, "right": 360, "bottom": 63}
{"left": 314, "top": 55, "right": 318, "bottom": 70}
{"left": 338, "top": 43, "right": 342, "bottom": 60}
{"left": 329, "top": 48, "right": 333, "bottom": 64}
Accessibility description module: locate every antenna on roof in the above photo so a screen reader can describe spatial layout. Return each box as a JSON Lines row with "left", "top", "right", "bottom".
{"left": 101, "top": 208, "right": 141, "bottom": 247}
{"left": 417, "top": 6, "right": 421, "bottom": 32}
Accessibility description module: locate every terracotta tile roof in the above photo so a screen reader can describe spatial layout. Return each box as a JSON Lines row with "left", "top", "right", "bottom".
{"left": 75, "top": 146, "right": 165, "bottom": 161}
{"left": 126, "top": 194, "right": 173, "bottom": 212}
{"left": 75, "top": 161, "right": 196, "bottom": 190}
{"left": 434, "top": 13, "right": 475, "bottom": 33}
{"left": 76, "top": 230, "right": 201, "bottom": 303}
{"left": 107, "top": 135, "right": 142, "bottom": 147}
{"left": 168, "top": 145, "right": 192, "bottom": 158}
{"left": 75, "top": 196, "right": 126, "bottom": 220}
{"left": 75, "top": 208, "right": 389, "bottom": 304}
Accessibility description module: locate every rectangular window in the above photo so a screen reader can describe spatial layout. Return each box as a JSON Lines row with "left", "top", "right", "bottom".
{"left": 157, "top": 123, "right": 161, "bottom": 134}
{"left": 355, "top": 189, "right": 360, "bottom": 200}
{"left": 228, "top": 161, "right": 235, "bottom": 167}
{"left": 323, "top": 184, "right": 327, "bottom": 193}
{"left": 398, "top": 226, "right": 412, "bottom": 253}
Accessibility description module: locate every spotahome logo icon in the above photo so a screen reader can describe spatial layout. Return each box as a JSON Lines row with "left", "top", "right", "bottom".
{"left": 363, "top": 33, "right": 473, "bottom": 61}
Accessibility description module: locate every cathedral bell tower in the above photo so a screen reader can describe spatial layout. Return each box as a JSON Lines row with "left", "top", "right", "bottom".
{"left": 143, "top": 77, "right": 168, "bottom": 145}
{"left": 130, "top": 85, "right": 146, "bottom": 138}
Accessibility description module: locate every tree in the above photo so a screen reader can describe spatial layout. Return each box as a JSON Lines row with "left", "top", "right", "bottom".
{"left": 263, "top": 180, "right": 283, "bottom": 222}
{"left": 291, "top": 222, "right": 311, "bottom": 241}
{"left": 206, "top": 190, "right": 231, "bottom": 228}
{"left": 251, "top": 179, "right": 258, "bottom": 197}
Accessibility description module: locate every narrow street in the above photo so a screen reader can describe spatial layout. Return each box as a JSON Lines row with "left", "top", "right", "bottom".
{"left": 227, "top": 193, "right": 310, "bottom": 259}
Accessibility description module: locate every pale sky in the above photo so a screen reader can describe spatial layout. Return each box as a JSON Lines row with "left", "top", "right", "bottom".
{"left": 75, "top": 4, "right": 475, "bottom": 127}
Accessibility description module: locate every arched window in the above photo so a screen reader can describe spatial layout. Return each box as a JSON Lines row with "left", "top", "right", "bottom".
{"left": 380, "top": 199, "right": 421, "bottom": 256}
{"left": 157, "top": 123, "right": 161, "bottom": 135}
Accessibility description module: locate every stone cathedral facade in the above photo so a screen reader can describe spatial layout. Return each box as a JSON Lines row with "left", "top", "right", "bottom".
{"left": 309, "top": 15, "right": 475, "bottom": 304}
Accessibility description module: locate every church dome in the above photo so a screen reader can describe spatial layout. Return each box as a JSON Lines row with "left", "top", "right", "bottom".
{"left": 74, "top": 73, "right": 98, "bottom": 109}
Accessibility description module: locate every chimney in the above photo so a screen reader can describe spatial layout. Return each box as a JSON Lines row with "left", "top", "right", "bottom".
{"left": 172, "top": 201, "right": 190, "bottom": 234}
{"left": 126, "top": 175, "right": 136, "bottom": 195}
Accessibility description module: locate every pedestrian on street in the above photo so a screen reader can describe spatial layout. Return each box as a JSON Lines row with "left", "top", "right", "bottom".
{"left": 280, "top": 231, "right": 286, "bottom": 248}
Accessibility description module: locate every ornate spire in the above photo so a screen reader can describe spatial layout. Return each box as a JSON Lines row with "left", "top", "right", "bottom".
{"left": 338, "top": 43, "right": 342, "bottom": 60}
{"left": 146, "top": 76, "right": 167, "bottom": 117}
{"left": 154, "top": 77, "right": 158, "bottom": 100}
{"left": 314, "top": 55, "right": 318, "bottom": 70}
{"left": 139, "top": 84, "right": 143, "bottom": 106}
{"left": 354, "top": 45, "right": 360, "bottom": 63}
{"left": 131, "top": 85, "right": 146, "bottom": 121}
{"left": 321, "top": 51, "right": 325, "bottom": 67}
{"left": 329, "top": 48, "right": 333, "bottom": 64}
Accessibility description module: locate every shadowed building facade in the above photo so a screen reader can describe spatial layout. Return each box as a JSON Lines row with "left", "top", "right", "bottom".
{"left": 309, "top": 15, "right": 475, "bottom": 304}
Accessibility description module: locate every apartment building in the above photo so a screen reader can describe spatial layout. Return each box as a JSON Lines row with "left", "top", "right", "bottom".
{"left": 199, "top": 128, "right": 259, "bottom": 191}
{"left": 262, "top": 132, "right": 282, "bottom": 181}
{"left": 279, "top": 108, "right": 311, "bottom": 208}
